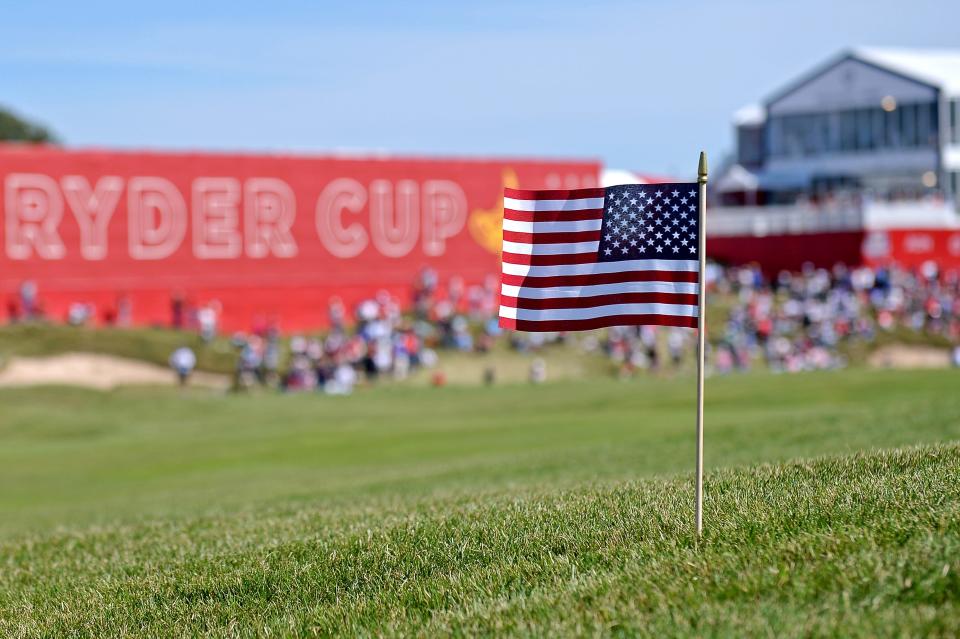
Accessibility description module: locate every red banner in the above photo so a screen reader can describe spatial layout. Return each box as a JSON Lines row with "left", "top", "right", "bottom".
{"left": 863, "top": 229, "right": 960, "bottom": 271}
{"left": 0, "top": 145, "right": 599, "bottom": 330}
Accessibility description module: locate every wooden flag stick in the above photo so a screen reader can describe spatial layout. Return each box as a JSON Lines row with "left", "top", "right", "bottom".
{"left": 695, "top": 151, "right": 708, "bottom": 538}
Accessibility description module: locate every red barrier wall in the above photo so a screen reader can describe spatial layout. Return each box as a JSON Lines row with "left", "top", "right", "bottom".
{"left": 709, "top": 227, "right": 960, "bottom": 275}
{"left": 708, "top": 231, "right": 866, "bottom": 274}
{"left": 0, "top": 145, "right": 599, "bottom": 330}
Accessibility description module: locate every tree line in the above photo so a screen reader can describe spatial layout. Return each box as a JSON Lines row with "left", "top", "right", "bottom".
{"left": 0, "top": 106, "right": 56, "bottom": 143}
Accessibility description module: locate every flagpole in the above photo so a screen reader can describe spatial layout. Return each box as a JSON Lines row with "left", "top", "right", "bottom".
{"left": 695, "top": 151, "right": 708, "bottom": 538}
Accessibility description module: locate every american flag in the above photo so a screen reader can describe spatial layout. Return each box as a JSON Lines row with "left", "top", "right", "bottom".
{"left": 499, "top": 183, "right": 701, "bottom": 332}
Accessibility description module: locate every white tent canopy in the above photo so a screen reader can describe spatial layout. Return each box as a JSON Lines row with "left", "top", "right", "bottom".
{"left": 601, "top": 169, "right": 649, "bottom": 187}
{"left": 716, "top": 164, "right": 760, "bottom": 193}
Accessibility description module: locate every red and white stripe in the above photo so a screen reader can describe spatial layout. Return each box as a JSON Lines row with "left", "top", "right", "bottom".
{"left": 499, "top": 187, "right": 700, "bottom": 332}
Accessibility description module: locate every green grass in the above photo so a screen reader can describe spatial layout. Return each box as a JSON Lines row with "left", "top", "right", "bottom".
{"left": 1, "top": 369, "right": 959, "bottom": 635}
{"left": 3, "top": 445, "right": 956, "bottom": 637}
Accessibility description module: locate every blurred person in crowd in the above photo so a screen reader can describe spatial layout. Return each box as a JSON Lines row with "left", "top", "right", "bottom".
{"left": 448, "top": 275, "right": 464, "bottom": 310}
{"left": 197, "top": 301, "right": 221, "bottom": 343}
{"left": 483, "top": 366, "right": 496, "bottom": 386}
{"left": 116, "top": 293, "right": 133, "bottom": 327}
{"left": 529, "top": 358, "right": 547, "bottom": 384}
{"left": 233, "top": 334, "right": 263, "bottom": 390}
{"left": 412, "top": 266, "right": 439, "bottom": 320}
{"left": 19, "top": 280, "right": 41, "bottom": 319}
{"left": 67, "top": 301, "right": 95, "bottom": 326}
{"left": 6, "top": 297, "right": 20, "bottom": 323}
{"left": 641, "top": 326, "right": 659, "bottom": 372}
{"left": 326, "top": 361, "right": 357, "bottom": 395}
{"left": 169, "top": 345, "right": 197, "bottom": 387}
{"left": 262, "top": 325, "right": 282, "bottom": 386}
{"left": 667, "top": 329, "right": 687, "bottom": 369}
{"left": 328, "top": 296, "right": 346, "bottom": 332}
{"left": 170, "top": 291, "right": 186, "bottom": 330}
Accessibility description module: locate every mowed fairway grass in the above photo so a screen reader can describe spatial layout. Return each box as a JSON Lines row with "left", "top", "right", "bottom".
{"left": 1, "top": 368, "right": 959, "bottom": 636}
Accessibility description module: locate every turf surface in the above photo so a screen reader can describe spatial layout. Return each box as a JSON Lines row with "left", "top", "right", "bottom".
{"left": 0, "top": 323, "right": 238, "bottom": 373}
{"left": 1, "top": 369, "right": 958, "bottom": 635}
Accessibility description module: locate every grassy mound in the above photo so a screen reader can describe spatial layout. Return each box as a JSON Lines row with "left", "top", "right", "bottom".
{"left": 0, "top": 369, "right": 958, "bottom": 635}
{"left": 2, "top": 369, "right": 960, "bottom": 533}
{"left": 0, "top": 444, "right": 956, "bottom": 636}
{"left": 0, "top": 323, "right": 237, "bottom": 373}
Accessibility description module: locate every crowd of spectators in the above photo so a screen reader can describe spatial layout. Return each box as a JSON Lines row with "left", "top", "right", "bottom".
{"left": 6, "top": 261, "right": 960, "bottom": 390}
{"left": 705, "top": 261, "right": 960, "bottom": 373}
{"left": 592, "top": 261, "right": 960, "bottom": 377}
{"left": 597, "top": 325, "right": 693, "bottom": 377}
{"left": 229, "top": 269, "right": 502, "bottom": 393}
{"left": 524, "top": 261, "right": 960, "bottom": 378}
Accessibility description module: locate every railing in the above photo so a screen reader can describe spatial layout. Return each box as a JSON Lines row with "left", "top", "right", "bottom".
{"left": 708, "top": 198, "right": 960, "bottom": 237}
{"left": 708, "top": 204, "right": 864, "bottom": 237}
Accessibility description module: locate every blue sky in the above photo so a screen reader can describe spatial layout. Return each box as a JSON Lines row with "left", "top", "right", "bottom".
{"left": 2, "top": 0, "right": 955, "bottom": 175}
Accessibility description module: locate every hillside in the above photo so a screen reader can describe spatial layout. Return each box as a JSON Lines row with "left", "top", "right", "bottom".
{"left": 0, "top": 369, "right": 958, "bottom": 635}
{"left": 0, "top": 444, "right": 956, "bottom": 636}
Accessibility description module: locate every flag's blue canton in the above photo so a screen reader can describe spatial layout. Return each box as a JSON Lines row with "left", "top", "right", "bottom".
{"left": 597, "top": 183, "right": 699, "bottom": 262}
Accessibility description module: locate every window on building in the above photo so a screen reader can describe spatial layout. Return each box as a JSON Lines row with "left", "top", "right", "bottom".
{"left": 917, "top": 102, "right": 936, "bottom": 148}
{"left": 840, "top": 111, "right": 857, "bottom": 151}
{"left": 818, "top": 114, "right": 831, "bottom": 154}
{"left": 929, "top": 102, "right": 939, "bottom": 142}
{"left": 872, "top": 108, "right": 885, "bottom": 151}
{"left": 952, "top": 99, "right": 960, "bottom": 145}
{"left": 764, "top": 101, "right": 940, "bottom": 158}
{"left": 885, "top": 107, "right": 901, "bottom": 148}
{"left": 782, "top": 116, "right": 799, "bottom": 156}
{"left": 856, "top": 108, "right": 873, "bottom": 150}
{"left": 827, "top": 112, "right": 841, "bottom": 151}
{"left": 779, "top": 114, "right": 815, "bottom": 157}
{"left": 901, "top": 104, "right": 917, "bottom": 147}
{"left": 767, "top": 118, "right": 783, "bottom": 157}
{"left": 737, "top": 125, "right": 764, "bottom": 167}
{"left": 804, "top": 114, "right": 820, "bottom": 156}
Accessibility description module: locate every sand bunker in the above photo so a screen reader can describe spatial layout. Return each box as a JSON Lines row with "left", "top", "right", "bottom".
{"left": 0, "top": 353, "right": 228, "bottom": 390}
{"left": 867, "top": 344, "right": 952, "bottom": 370}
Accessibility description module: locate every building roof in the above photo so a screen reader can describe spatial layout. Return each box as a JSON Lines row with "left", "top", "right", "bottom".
{"left": 854, "top": 47, "right": 960, "bottom": 97}
{"left": 601, "top": 169, "right": 681, "bottom": 187}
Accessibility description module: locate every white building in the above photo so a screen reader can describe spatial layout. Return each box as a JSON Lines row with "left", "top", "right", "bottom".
{"left": 723, "top": 48, "right": 960, "bottom": 212}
